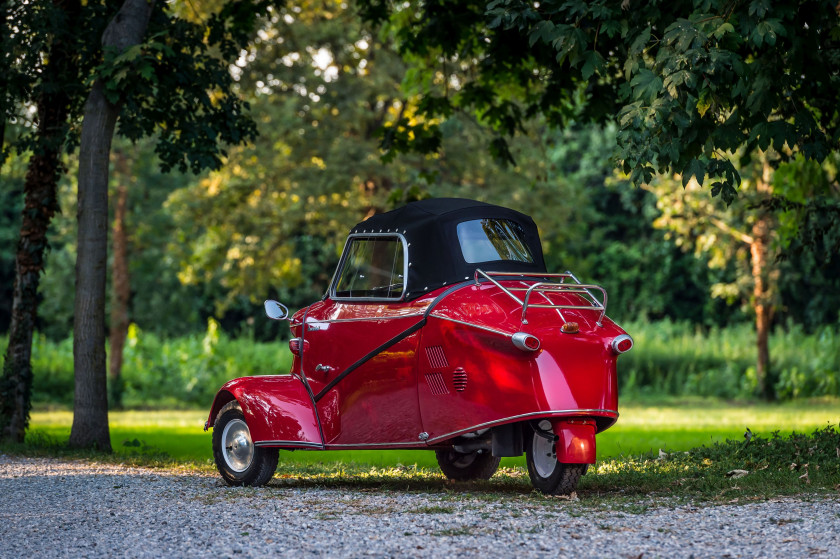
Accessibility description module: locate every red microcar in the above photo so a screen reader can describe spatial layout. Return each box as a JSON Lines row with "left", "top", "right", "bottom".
{"left": 206, "top": 198, "right": 632, "bottom": 495}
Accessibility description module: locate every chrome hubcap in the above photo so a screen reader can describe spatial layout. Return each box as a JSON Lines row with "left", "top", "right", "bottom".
{"left": 532, "top": 420, "right": 558, "bottom": 479}
{"left": 222, "top": 419, "right": 254, "bottom": 473}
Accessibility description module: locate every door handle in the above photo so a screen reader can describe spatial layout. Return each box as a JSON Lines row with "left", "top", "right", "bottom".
{"left": 315, "top": 364, "right": 334, "bottom": 374}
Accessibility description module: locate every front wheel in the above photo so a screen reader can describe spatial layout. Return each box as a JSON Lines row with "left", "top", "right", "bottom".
{"left": 436, "top": 448, "right": 500, "bottom": 481}
{"left": 526, "top": 420, "right": 587, "bottom": 495}
{"left": 212, "top": 402, "right": 279, "bottom": 486}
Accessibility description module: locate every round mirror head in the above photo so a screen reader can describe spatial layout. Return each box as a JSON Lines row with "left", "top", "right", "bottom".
{"left": 264, "top": 300, "right": 289, "bottom": 320}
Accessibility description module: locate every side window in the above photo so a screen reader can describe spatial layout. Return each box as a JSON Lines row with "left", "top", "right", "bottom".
{"left": 333, "top": 236, "right": 406, "bottom": 299}
{"left": 456, "top": 219, "right": 534, "bottom": 264}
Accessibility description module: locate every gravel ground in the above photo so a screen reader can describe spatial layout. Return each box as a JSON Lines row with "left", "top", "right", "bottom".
{"left": 1, "top": 455, "right": 838, "bottom": 559}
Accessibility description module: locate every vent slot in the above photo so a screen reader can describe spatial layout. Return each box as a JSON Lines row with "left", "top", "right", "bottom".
{"left": 452, "top": 368, "right": 468, "bottom": 392}
{"left": 425, "top": 345, "right": 449, "bottom": 369}
{"left": 424, "top": 373, "right": 449, "bottom": 395}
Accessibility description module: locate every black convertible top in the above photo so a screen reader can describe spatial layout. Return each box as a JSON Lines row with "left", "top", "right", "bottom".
{"left": 347, "top": 198, "right": 547, "bottom": 300}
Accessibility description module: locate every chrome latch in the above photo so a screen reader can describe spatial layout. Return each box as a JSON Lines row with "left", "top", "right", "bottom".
{"left": 418, "top": 432, "right": 429, "bottom": 441}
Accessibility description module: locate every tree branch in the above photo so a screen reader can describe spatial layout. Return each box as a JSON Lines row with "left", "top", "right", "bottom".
{"left": 709, "top": 216, "right": 754, "bottom": 245}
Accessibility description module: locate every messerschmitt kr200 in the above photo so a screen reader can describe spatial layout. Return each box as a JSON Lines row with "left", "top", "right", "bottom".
{"left": 206, "top": 198, "right": 633, "bottom": 495}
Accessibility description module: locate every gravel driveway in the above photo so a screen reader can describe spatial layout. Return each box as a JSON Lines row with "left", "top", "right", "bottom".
{"left": 2, "top": 455, "right": 838, "bottom": 558}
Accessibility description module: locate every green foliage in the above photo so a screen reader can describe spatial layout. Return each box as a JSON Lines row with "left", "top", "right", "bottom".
{"left": 619, "top": 320, "right": 840, "bottom": 400}
{"left": 11, "top": 319, "right": 294, "bottom": 408}
{"left": 0, "top": 154, "right": 26, "bottom": 332}
{"left": 11, "top": 320, "right": 839, "bottom": 407}
{"left": 359, "top": 0, "right": 840, "bottom": 236}
{"left": 589, "top": 424, "right": 840, "bottom": 498}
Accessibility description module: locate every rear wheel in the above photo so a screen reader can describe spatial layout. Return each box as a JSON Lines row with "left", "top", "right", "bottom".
{"left": 526, "top": 420, "right": 587, "bottom": 495}
{"left": 436, "top": 448, "right": 500, "bottom": 481}
{"left": 212, "top": 401, "right": 279, "bottom": 486}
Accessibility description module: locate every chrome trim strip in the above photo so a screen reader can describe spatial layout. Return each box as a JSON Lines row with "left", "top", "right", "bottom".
{"left": 310, "top": 312, "right": 425, "bottom": 324}
{"left": 324, "top": 441, "right": 429, "bottom": 449}
{"left": 254, "top": 440, "right": 325, "bottom": 449}
{"left": 330, "top": 233, "right": 409, "bottom": 302}
{"left": 425, "top": 408, "right": 619, "bottom": 444}
{"left": 427, "top": 314, "right": 514, "bottom": 338}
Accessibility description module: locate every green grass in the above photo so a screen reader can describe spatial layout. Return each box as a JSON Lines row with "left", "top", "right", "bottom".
{"left": 8, "top": 401, "right": 839, "bottom": 503}
{"left": 24, "top": 398, "right": 839, "bottom": 468}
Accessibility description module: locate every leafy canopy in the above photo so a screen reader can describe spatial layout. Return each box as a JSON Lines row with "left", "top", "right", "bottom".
{"left": 358, "top": 0, "right": 840, "bottom": 204}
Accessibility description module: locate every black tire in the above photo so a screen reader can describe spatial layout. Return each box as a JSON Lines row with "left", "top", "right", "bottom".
{"left": 435, "top": 448, "right": 501, "bottom": 481}
{"left": 525, "top": 420, "right": 588, "bottom": 495}
{"left": 212, "top": 401, "right": 279, "bottom": 487}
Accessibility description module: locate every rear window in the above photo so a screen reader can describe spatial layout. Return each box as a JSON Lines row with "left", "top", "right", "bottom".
{"left": 457, "top": 219, "right": 534, "bottom": 264}
{"left": 333, "top": 236, "right": 406, "bottom": 299}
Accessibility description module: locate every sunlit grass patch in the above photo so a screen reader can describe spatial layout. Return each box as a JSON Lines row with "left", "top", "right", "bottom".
{"left": 581, "top": 424, "right": 840, "bottom": 502}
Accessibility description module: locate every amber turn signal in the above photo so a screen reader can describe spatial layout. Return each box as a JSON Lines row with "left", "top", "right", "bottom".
{"left": 561, "top": 322, "right": 580, "bottom": 334}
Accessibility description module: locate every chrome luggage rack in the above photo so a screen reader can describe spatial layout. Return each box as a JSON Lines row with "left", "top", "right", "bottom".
{"left": 473, "top": 269, "right": 608, "bottom": 327}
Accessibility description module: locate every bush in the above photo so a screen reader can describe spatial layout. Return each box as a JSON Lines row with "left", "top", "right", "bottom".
{"left": 2, "top": 318, "right": 294, "bottom": 408}
{"left": 618, "top": 319, "right": 840, "bottom": 400}
{"left": 3, "top": 318, "right": 838, "bottom": 407}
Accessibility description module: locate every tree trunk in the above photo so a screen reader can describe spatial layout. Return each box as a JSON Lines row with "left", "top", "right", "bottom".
{"left": 750, "top": 159, "right": 775, "bottom": 400}
{"left": 0, "top": 137, "right": 65, "bottom": 443}
{"left": 108, "top": 152, "right": 131, "bottom": 409}
{"left": 69, "top": 0, "right": 154, "bottom": 450}
{"left": 0, "top": 0, "right": 80, "bottom": 443}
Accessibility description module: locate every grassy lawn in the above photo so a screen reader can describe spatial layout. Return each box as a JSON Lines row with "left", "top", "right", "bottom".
{"left": 11, "top": 398, "right": 838, "bottom": 502}
{"left": 26, "top": 398, "right": 839, "bottom": 468}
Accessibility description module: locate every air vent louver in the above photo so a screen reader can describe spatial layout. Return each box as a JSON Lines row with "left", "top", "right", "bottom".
{"left": 452, "top": 368, "right": 468, "bottom": 392}
{"left": 424, "top": 373, "right": 449, "bottom": 395}
{"left": 425, "top": 345, "right": 448, "bottom": 369}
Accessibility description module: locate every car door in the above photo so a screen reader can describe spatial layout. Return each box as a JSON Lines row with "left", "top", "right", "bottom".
{"left": 301, "top": 234, "right": 426, "bottom": 447}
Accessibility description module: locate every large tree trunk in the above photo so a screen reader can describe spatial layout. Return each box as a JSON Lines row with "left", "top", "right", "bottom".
{"left": 0, "top": 135, "right": 65, "bottom": 442}
{"left": 69, "top": 0, "right": 154, "bottom": 450}
{"left": 108, "top": 152, "right": 131, "bottom": 409}
{"left": 750, "top": 159, "right": 776, "bottom": 400}
{"left": 0, "top": 0, "right": 80, "bottom": 443}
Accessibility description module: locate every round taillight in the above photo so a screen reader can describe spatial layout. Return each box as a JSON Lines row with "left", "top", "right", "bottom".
{"left": 512, "top": 332, "right": 541, "bottom": 352}
{"left": 611, "top": 334, "right": 633, "bottom": 354}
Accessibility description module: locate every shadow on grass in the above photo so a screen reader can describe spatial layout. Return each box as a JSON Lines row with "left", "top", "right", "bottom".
{"left": 5, "top": 425, "right": 838, "bottom": 504}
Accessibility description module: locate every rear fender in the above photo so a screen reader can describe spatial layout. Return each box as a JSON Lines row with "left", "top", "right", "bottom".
{"left": 206, "top": 376, "right": 323, "bottom": 448}
{"left": 552, "top": 419, "right": 596, "bottom": 464}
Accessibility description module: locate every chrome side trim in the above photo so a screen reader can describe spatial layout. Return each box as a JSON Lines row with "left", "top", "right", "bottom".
{"left": 310, "top": 312, "right": 425, "bottom": 324}
{"left": 428, "top": 314, "right": 514, "bottom": 338}
{"left": 425, "top": 408, "right": 619, "bottom": 444}
{"left": 330, "top": 233, "right": 409, "bottom": 302}
{"left": 254, "top": 440, "right": 325, "bottom": 449}
{"left": 325, "top": 441, "right": 429, "bottom": 449}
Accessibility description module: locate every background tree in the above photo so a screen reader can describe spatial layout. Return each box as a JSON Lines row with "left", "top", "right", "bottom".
{"left": 650, "top": 150, "right": 840, "bottom": 397}
{"left": 358, "top": 0, "right": 840, "bottom": 241}
{"left": 1, "top": 0, "right": 275, "bottom": 447}
{"left": 69, "top": 0, "right": 274, "bottom": 449}
{"left": 355, "top": 0, "right": 840, "bottom": 398}
{"left": 0, "top": 0, "right": 87, "bottom": 443}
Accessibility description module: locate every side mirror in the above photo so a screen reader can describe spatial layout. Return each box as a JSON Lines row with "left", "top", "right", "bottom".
{"left": 264, "top": 300, "right": 289, "bottom": 321}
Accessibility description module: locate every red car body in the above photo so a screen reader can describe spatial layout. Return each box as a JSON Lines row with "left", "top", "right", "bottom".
{"left": 207, "top": 198, "right": 632, "bottom": 494}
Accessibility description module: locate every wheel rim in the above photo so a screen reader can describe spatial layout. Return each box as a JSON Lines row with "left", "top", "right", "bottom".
{"left": 532, "top": 420, "right": 557, "bottom": 479}
{"left": 222, "top": 418, "right": 254, "bottom": 473}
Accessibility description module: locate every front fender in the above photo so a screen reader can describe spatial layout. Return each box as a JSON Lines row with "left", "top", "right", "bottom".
{"left": 206, "top": 376, "right": 322, "bottom": 448}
